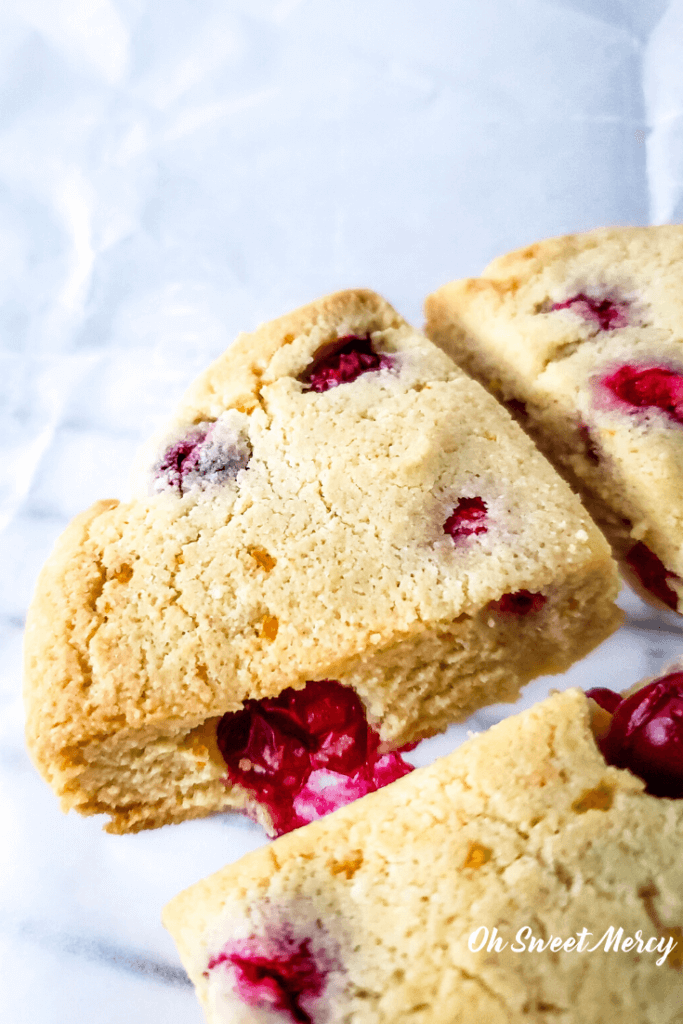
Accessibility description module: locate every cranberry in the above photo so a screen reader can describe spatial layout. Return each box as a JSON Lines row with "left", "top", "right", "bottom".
{"left": 155, "top": 422, "right": 250, "bottom": 495}
{"left": 300, "top": 335, "right": 393, "bottom": 393}
{"left": 550, "top": 293, "right": 630, "bottom": 331}
{"left": 155, "top": 426, "right": 209, "bottom": 494}
{"left": 216, "top": 680, "right": 414, "bottom": 835}
{"left": 597, "top": 672, "right": 683, "bottom": 798}
{"left": 443, "top": 497, "right": 488, "bottom": 542}
{"left": 491, "top": 590, "right": 547, "bottom": 615}
{"left": 586, "top": 687, "right": 623, "bottom": 714}
{"left": 625, "top": 541, "right": 680, "bottom": 611}
{"left": 209, "top": 935, "right": 324, "bottom": 1024}
{"left": 601, "top": 364, "right": 683, "bottom": 427}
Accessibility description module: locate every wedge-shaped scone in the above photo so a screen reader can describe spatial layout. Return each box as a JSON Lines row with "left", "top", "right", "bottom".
{"left": 426, "top": 225, "right": 683, "bottom": 612}
{"left": 164, "top": 683, "right": 683, "bottom": 1024}
{"left": 24, "top": 290, "right": 620, "bottom": 835}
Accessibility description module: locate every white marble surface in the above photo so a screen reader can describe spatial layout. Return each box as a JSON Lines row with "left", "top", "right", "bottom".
{"left": 2, "top": 1, "right": 683, "bottom": 1020}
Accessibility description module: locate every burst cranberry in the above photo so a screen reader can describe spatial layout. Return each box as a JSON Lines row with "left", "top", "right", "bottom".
{"left": 625, "top": 541, "right": 680, "bottom": 611}
{"left": 586, "top": 687, "right": 623, "bottom": 714}
{"left": 155, "top": 422, "right": 250, "bottom": 495}
{"left": 443, "top": 496, "right": 488, "bottom": 542}
{"left": 216, "top": 680, "right": 414, "bottom": 835}
{"left": 293, "top": 769, "right": 375, "bottom": 824}
{"left": 550, "top": 293, "right": 630, "bottom": 331}
{"left": 597, "top": 672, "right": 683, "bottom": 798}
{"left": 209, "top": 935, "right": 324, "bottom": 1024}
{"left": 491, "top": 590, "right": 547, "bottom": 615}
{"left": 155, "top": 426, "right": 209, "bottom": 494}
{"left": 601, "top": 364, "right": 683, "bottom": 427}
{"left": 301, "top": 335, "right": 393, "bottom": 393}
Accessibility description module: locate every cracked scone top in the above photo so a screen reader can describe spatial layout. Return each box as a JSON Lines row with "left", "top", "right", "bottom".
{"left": 24, "top": 289, "right": 620, "bottom": 835}
{"left": 163, "top": 685, "right": 683, "bottom": 1024}
{"left": 425, "top": 225, "right": 683, "bottom": 612}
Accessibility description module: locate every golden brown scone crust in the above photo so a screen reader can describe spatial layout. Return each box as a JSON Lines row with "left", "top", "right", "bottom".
{"left": 164, "top": 687, "right": 683, "bottom": 1024}
{"left": 25, "top": 289, "right": 620, "bottom": 832}
{"left": 425, "top": 225, "right": 683, "bottom": 609}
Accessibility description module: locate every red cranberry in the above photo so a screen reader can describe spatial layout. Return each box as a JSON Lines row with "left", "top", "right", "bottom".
{"left": 209, "top": 936, "right": 324, "bottom": 1024}
{"left": 625, "top": 541, "right": 680, "bottom": 611}
{"left": 597, "top": 672, "right": 683, "bottom": 798}
{"left": 601, "top": 364, "right": 683, "bottom": 427}
{"left": 216, "top": 680, "right": 414, "bottom": 835}
{"left": 443, "top": 497, "right": 488, "bottom": 542}
{"left": 155, "top": 422, "right": 250, "bottom": 495}
{"left": 491, "top": 590, "right": 547, "bottom": 615}
{"left": 586, "top": 687, "right": 623, "bottom": 714}
{"left": 300, "top": 335, "right": 393, "bottom": 393}
{"left": 155, "top": 426, "right": 209, "bottom": 493}
{"left": 550, "top": 293, "right": 630, "bottom": 331}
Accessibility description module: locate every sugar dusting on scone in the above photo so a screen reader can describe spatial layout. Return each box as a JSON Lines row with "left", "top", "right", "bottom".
{"left": 164, "top": 676, "right": 683, "bottom": 1023}
{"left": 24, "top": 289, "right": 621, "bottom": 836}
{"left": 425, "top": 225, "right": 683, "bottom": 612}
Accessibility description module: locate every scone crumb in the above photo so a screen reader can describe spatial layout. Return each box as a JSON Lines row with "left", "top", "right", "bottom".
{"left": 112, "top": 564, "right": 133, "bottom": 583}
{"left": 462, "top": 841, "right": 493, "bottom": 870}
{"left": 249, "top": 546, "right": 277, "bottom": 571}
{"left": 259, "top": 614, "right": 279, "bottom": 641}
{"left": 571, "top": 781, "right": 614, "bottom": 813}
{"left": 327, "top": 850, "right": 364, "bottom": 879}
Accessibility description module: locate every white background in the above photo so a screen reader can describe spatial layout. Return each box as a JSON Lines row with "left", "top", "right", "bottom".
{"left": 2, "top": 1, "right": 683, "bottom": 1020}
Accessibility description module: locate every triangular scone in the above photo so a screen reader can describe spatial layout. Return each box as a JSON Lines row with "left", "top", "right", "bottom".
{"left": 24, "top": 290, "right": 620, "bottom": 835}
{"left": 426, "top": 226, "right": 683, "bottom": 612}
{"left": 164, "top": 684, "right": 683, "bottom": 1024}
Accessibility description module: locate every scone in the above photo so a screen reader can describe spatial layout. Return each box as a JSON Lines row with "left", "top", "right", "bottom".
{"left": 24, "top": 289, "right": 621, "bottom": 836}
{"left": 425, "top": 225, "right": 683, "bottom": 612}
{"left": 163, "top": 678, "right": 683, "bottom": 1024}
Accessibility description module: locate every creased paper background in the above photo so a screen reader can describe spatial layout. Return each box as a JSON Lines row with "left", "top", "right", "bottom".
{"left": 1, "top": 1, "right": 683, "bottom": 1020}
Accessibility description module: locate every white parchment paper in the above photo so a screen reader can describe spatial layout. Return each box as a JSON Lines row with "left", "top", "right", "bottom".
{"left": 1, "top": 2, "right": 682, "bottom": 1021}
